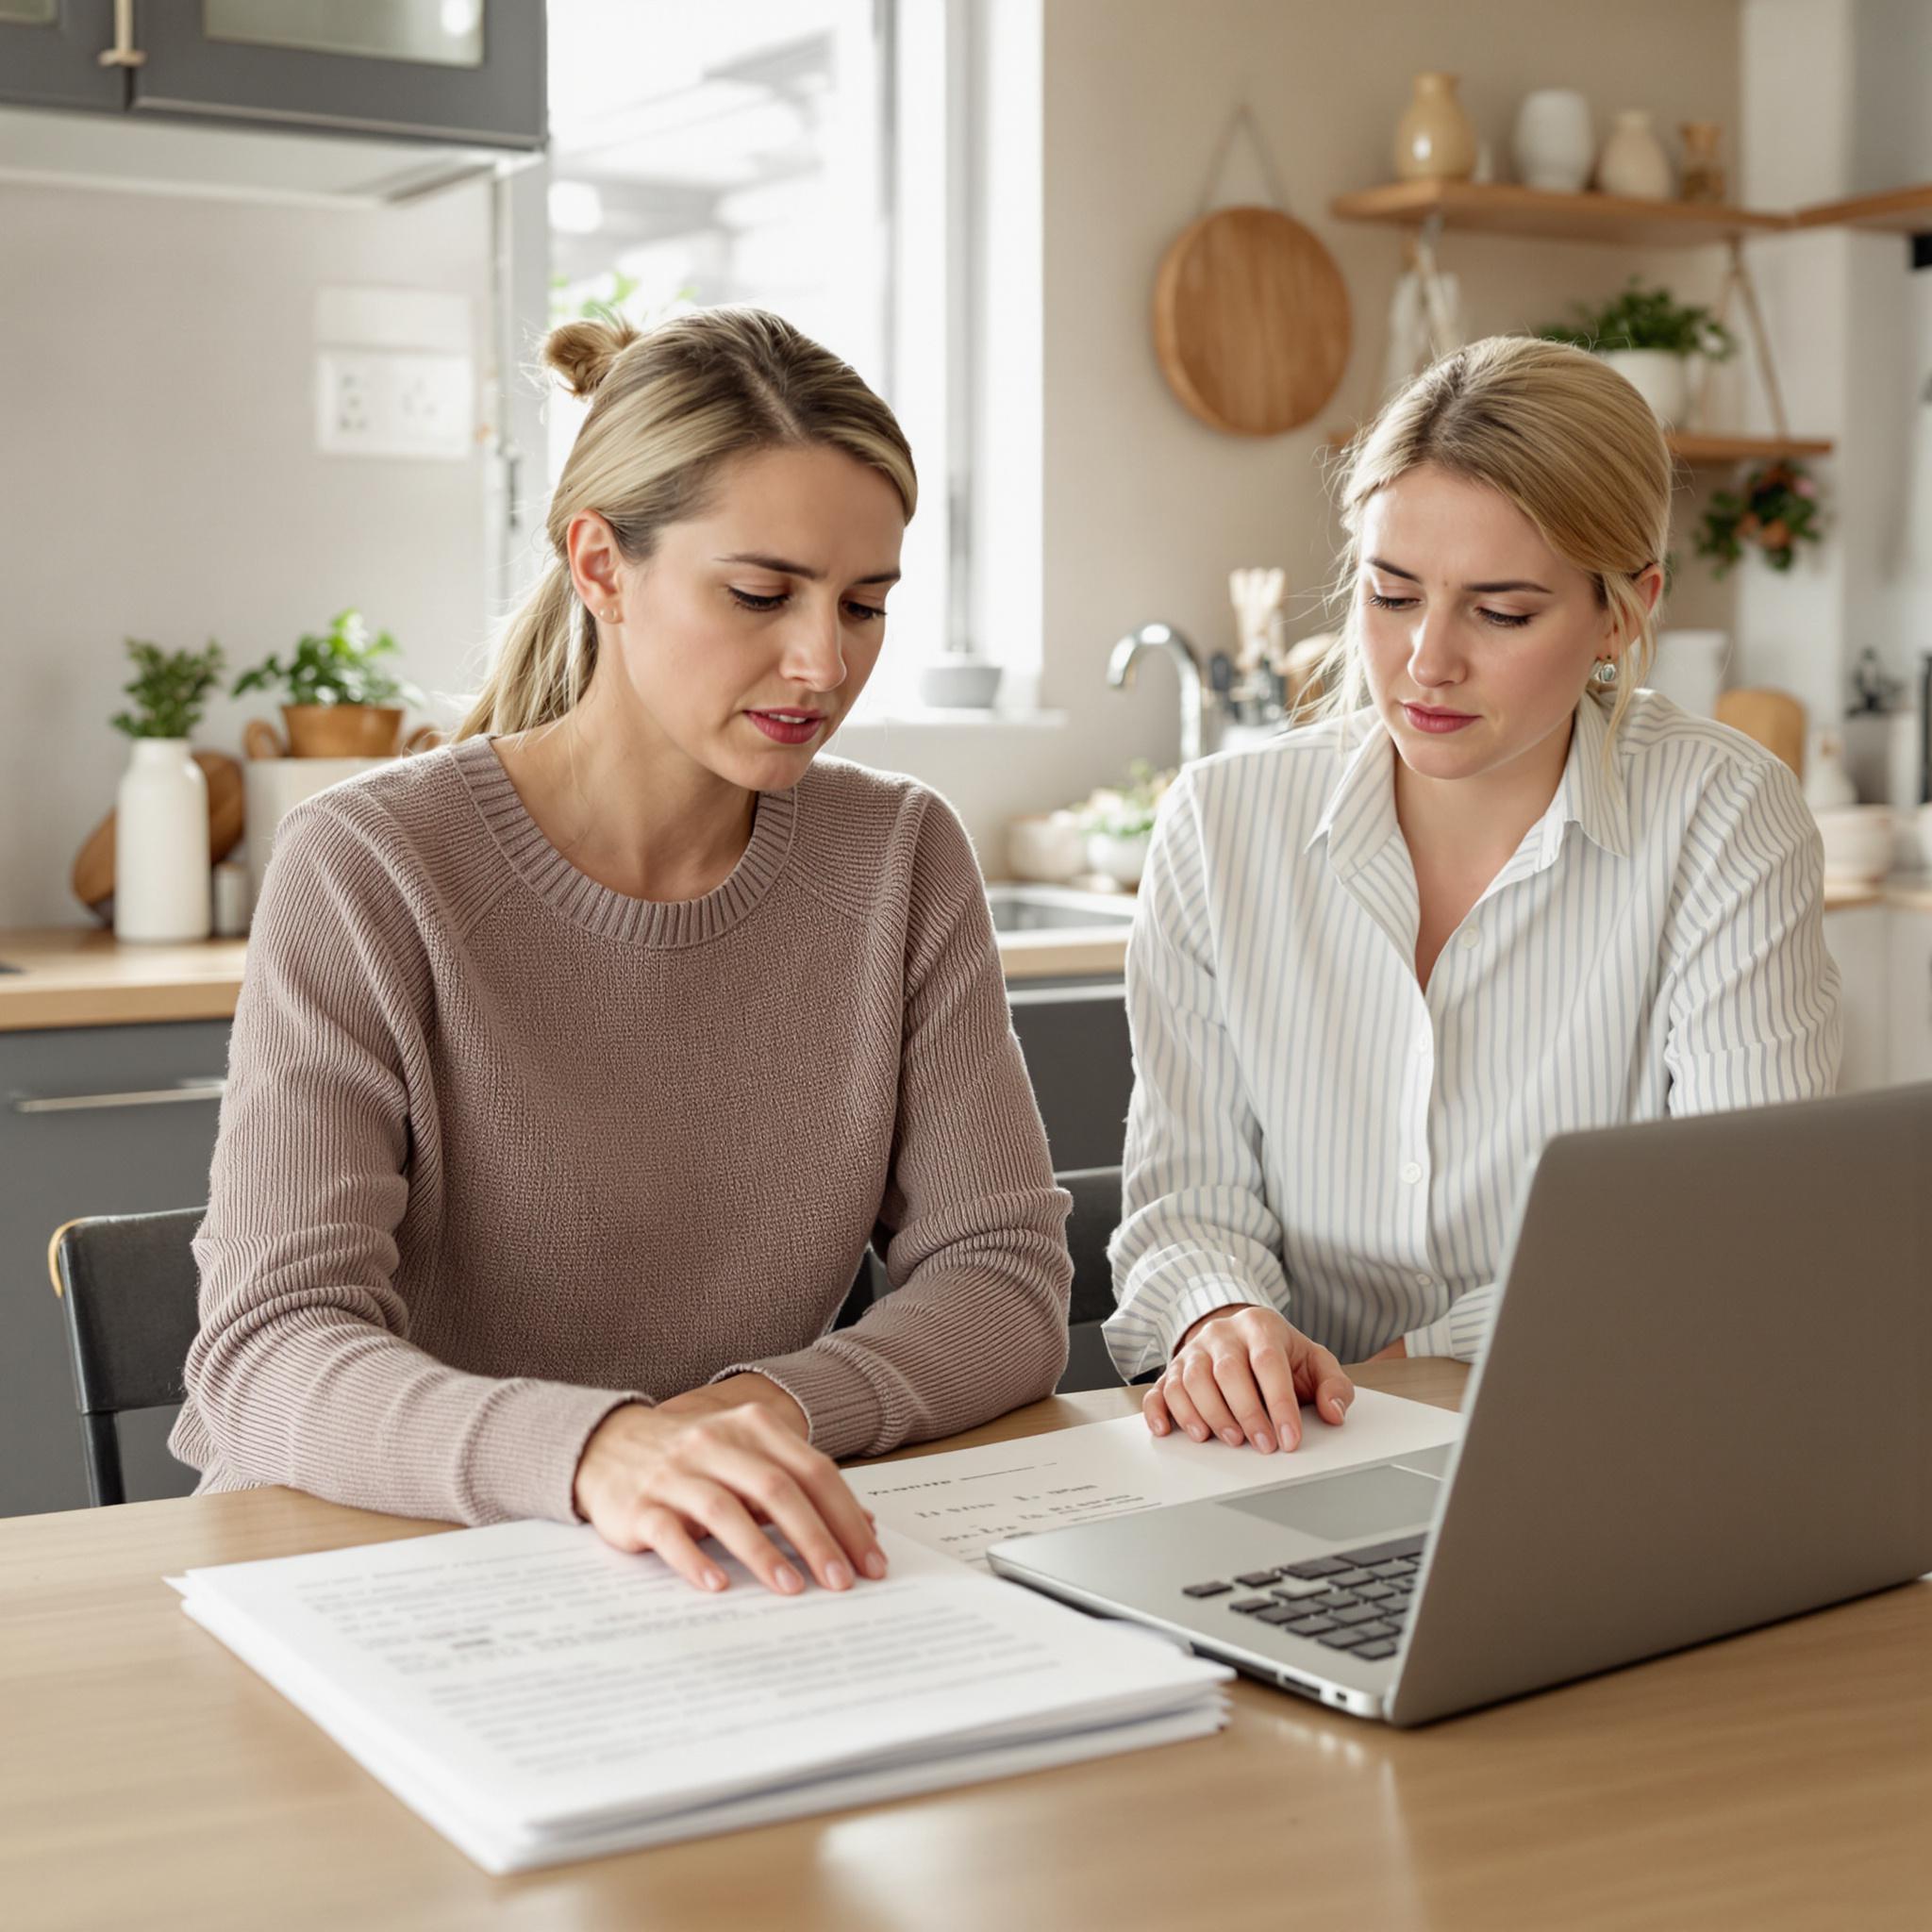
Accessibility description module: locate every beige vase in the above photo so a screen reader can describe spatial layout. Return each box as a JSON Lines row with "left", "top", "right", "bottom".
{"left": 1393, "top": 72, "right": 1477, "bottom": 183}
{"left": 1596, "top": 109, "right": 1674, "bottom": 199}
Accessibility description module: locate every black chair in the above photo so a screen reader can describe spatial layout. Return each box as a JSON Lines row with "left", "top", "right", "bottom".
{"left": 47, "top": 1207, "right": 206, "bottom": 1507}
{"left": 44, "top": 1184, "right": 1118, "bottom": 1507}
{"left": 1056, "top": 1164, "right": 1127, "bottom": 1392}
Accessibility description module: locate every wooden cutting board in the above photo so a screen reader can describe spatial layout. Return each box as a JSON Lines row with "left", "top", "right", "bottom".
{"left": 1713, "top": 688, "right": 1806, "bottom": 777}
{"left": 71, "top": 750, "right": 245, "bottom": 920}
{"left": 1153, "top": 205, "right": 1351, "bottom": 437}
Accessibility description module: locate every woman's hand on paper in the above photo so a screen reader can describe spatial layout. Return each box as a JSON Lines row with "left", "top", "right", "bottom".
{"left": 573, "top": 1379, "right": 887, "bottom": 1596}
{"left": 1143, "top": 1304, "right": 1354, "bottom": 1454}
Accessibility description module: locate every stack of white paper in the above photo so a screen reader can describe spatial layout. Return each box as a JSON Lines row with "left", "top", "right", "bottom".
{"left": 175, "top": 1521, "right": 1230, "bottom": 1874}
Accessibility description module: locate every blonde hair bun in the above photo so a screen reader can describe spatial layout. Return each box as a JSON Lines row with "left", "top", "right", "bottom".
{"left": 544, "top": 315, "right": 641, "bottom": 402}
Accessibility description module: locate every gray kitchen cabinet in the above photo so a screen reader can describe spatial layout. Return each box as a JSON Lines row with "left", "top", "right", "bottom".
{"left": 0, "top": 0, "right": 122, "bottom": 110}
{"left": 1008, "top": 978, "right": 1134, "bottom": 1175}
{"left": 0, "top": 1020, "right": 227, "bottom": 1516}
{"left": 0, "top": 0, "right": 543, "bottom": 147}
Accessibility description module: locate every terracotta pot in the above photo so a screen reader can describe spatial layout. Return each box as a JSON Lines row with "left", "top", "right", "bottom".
{"left": 1393, "top": 73, "right": 1477, "bottom": 184}
{"left": 280, "top": 704, "right": 405, "bottom": 758}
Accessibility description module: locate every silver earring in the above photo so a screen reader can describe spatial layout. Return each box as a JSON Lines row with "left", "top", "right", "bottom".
{"left": 1592, "top": 658, "right": 1619, "bottom": 687}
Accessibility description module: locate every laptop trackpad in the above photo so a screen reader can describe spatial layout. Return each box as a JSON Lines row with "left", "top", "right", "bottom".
{"left": 1224, "top": 1464, "right": 1441, "bottom": 1542}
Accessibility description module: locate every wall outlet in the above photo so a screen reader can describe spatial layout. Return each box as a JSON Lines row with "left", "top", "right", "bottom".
{"left": 317, "top": 349, "right": 473, "bottom": 459}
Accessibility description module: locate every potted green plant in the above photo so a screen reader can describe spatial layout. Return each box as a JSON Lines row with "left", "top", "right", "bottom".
{"left": 108, "top": 639, "right": 225, "bottom": 942}
{"left": 230, "top": 609, "right": 425, "bottom": 758}
{"left": 1078, "top": 761, "right": 1175, "bottom": 888}
{"left": 1536, "top": 279, "right": 1738, "bottom": 425}
{"left": 1691, "top": 460, "right": 1824, "bottom": 578}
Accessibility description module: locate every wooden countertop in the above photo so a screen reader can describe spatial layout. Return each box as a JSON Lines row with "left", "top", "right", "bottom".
{"left": 6, "top": 1360, "right": 1929, "bottom": 1930}
{"left": 0, "top": 919, "right": 1129, "bottom": 1032}
{"left": 6, "top": 876, "right": 1923, "bottom": 1031}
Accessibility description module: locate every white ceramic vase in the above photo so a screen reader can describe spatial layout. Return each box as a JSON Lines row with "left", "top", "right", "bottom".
{"left": 1599, "top": 347, "right": 1690, "bottom": 425}
{"left": 1511, "top": 90, "right": 1594, "bottom": 192}
{"left": 113, "top": 738, "right": 210, "bottom": 942}
{"left": 1645, "top": 629, "right": 1729, "bottom": 717}
{"left": 1595, "top": 109, "right": 1674, "bottom": 199}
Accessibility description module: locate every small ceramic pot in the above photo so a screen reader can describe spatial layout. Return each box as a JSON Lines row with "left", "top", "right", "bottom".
{"left": 1596, "top": 108, "right": 1674, "bottom": 199}
{"left": 1086, "top": 829, "right": 1152, "bottom": 889}
{"left": 282, "top": 704, "right": 405, "bottom": 758}
{"left": 1813, "top": 806, "right": 1894, "bottom": 885}
{"left": 1512, "top": 89, "right": 1594, "bottom": 192}
{"left": 1599, "top": 347, "right": 1690, "bottom": 425}
{"left": 1393, "top": 72, "right": 1477, "bottom": 183}
{"left": 1645, "top": 630, "right": 1730, "bottom": 717}
{"left": 1006, "top": 811, "right": 1087, "bottom": 883}
{"left": 917, "top": 658, "right": 1005, "bottom": 709}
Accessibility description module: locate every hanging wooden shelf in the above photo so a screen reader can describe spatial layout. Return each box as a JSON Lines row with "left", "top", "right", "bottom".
{"left": 1667, "top": 433, "right": 1834, "bottom": 464}
{"left": 1788, "top": 185, "right": 1932, "bottom": 234}
{"left": 1329, "top": 180, "right": 1789, "bottom": 247}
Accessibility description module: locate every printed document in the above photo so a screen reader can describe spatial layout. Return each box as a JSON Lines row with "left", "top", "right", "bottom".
{"left": 848, "top": 1390, "right": 1463, "bottom": 1570}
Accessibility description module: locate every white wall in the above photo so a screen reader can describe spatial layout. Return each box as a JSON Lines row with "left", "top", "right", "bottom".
{"left": 1739, "top": 0, "right": 1932, "bottom": 744}
{"left": 0, "top": 179, "right": 495, "bottom": 925}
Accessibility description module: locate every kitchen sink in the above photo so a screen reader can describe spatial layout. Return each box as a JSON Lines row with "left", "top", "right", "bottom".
{"left": 985, "top": 884, "right": 1136, "bottom": 933}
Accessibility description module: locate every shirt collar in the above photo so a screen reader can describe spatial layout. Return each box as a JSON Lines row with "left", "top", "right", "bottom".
{"left": 1544, "top": 692, "right": 1632, "bottom": 863}
{"left": 1305, "top": 711, "right": 1399, "bottom": 877}
{"left": 1306, "top": 696, "right": 1632, "bottom": 875}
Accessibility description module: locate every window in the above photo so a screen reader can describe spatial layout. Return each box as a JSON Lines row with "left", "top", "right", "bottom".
{"left": 543, "top": 0, "right": 953, "bottom": 708}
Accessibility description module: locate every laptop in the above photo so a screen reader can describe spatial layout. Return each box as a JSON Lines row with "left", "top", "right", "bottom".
{"left": 987, "top": 1084, "right": 1932, "bottom": 1726}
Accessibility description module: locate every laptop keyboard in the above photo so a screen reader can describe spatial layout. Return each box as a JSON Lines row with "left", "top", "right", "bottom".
{"left": 1181, "top": 1535, "right": 1426, "bottom": 1663}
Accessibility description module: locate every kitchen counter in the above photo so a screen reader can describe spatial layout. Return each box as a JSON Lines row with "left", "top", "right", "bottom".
{"left": 6, "top": 877, "right": 1920, "bottom": 1032}
{"left": 0, "top": 921, "right": 1130, "bottom": 1031}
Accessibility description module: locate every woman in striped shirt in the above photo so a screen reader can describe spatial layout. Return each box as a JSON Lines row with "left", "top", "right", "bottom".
{"left": 1106, "top": 335, "right": 1840, "bottom": 1456}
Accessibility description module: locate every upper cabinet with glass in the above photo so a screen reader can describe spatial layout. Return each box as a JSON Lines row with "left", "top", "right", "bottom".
{"left": 0, "top": 0, "right": 544, "bottom": 147}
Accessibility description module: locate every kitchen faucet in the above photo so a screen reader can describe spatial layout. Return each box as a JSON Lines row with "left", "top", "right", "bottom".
{"left": 1107, "top": 622, "right": 1206, "bottom": 764}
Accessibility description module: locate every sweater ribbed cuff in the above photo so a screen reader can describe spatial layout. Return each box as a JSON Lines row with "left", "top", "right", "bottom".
{"left": 711, "top": 1343, "right": 886, "bottom": 1462}
{"left": 465, "top": 1378, "right": 652, "bottom": 1525}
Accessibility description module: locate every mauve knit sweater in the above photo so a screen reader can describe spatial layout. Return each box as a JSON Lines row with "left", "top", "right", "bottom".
{"left": 168, "top": 737, "right": 1073, "bottom": 1524}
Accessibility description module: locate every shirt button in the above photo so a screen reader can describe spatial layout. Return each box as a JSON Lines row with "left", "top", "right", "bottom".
{"left": 1458, "top": 926, "right": 1481, "bottom": 951}
{"left": 1415, "top": 1273, "right": 1434, "bottom": 1291}
{"left": 1400, "top": 1161, "right": 1424, "bottom": 1185}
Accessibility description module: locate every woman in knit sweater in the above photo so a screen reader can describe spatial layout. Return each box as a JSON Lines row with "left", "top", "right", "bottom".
{"left": 171, "top": 308, "right": 1073, "bottom": 1595}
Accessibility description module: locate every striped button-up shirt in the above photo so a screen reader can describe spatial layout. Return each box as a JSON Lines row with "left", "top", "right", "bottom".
{"left": 1103, "top": 691, "right": 1841, "bottom": 1373}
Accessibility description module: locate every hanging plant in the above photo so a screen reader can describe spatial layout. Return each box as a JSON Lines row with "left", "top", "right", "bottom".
{"left": 1692, "top": 460, "right": 1824, "bottom": 577}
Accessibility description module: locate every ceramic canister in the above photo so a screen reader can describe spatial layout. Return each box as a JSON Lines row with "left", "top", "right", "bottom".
{"left": 1512, "top": 89, "right": 1594, "bottom": 192}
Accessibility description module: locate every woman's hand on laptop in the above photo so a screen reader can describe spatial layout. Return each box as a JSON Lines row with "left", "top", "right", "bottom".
{"left": 572, "top": 1379, "right": 886, "bottom": 1596}
{"left": 1145, "top": 1304, "right": 1354, "bottom": 1454}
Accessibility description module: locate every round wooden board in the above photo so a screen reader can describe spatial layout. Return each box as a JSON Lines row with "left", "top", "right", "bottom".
{"left": 1153, "top": 206, "right": 1351, "bottom": 436}
{"left": 71, "top": 750, "right": 246, "bottom": 918}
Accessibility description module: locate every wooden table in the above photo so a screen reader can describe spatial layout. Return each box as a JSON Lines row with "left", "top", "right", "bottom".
{"left": 4, "top": 1360, "right": 1927, "bottom": 1931}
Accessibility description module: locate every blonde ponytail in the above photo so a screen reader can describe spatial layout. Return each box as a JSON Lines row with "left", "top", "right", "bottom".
{"left": 458, "top": 308, "right": 916, "bottom": 742}
{"left": 458, "top": 560, "right": 588, "bottom": 740}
